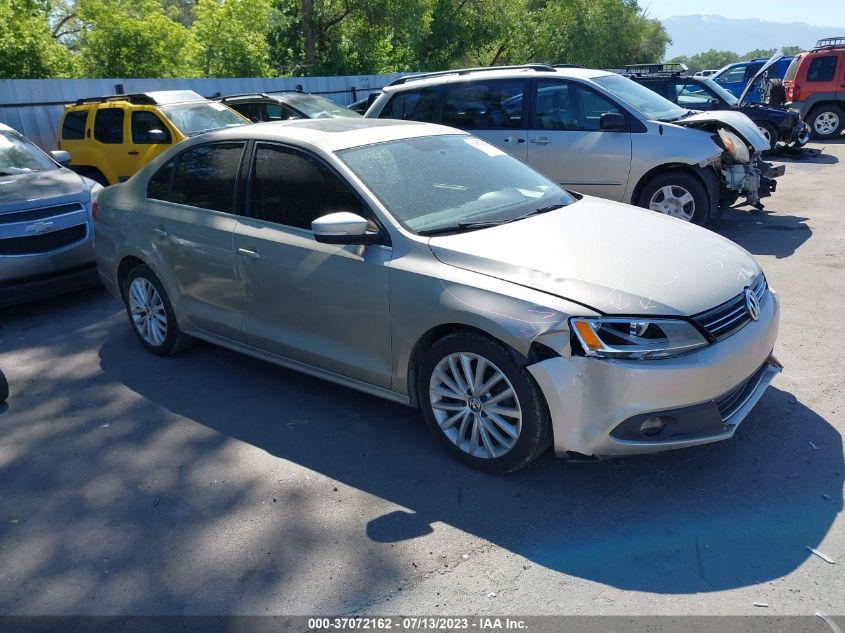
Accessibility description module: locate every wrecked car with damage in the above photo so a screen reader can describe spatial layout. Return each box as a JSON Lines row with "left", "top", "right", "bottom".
{"left": 624, "top": 57, "right": 810, "bottom": 150}
{"left": 367, "top": 65, "right": 785, "bottom": 224}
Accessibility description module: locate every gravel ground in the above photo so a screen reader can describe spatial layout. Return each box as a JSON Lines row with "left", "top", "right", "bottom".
{"left": 0, "top": 140, "right": 842, "bottom": 617}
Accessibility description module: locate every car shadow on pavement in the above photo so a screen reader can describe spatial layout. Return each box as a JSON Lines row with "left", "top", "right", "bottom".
{"left": 709, "top": 208, "right": 812, "bottom": 259}
{"left": 97, "top": 333, "right": 844, "bottom": 595}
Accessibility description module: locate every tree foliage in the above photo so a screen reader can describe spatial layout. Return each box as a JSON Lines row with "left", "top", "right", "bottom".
{"left": 0, "top": 0, "right": 80, "bottom": 78}
{"left": 2, "top": 0, "right": 678, "bottom": 78}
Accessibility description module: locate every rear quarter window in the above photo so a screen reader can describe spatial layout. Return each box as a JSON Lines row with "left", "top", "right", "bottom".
{"left": 379, "top": 87, "right": 440, "bottom": 122}
{"left": 784, "top": 56, "right": 801, "bottom": 82}
{"left": 62, "top": 110, "right": 88, "bottom": 140}
{"left": 806, "top": 55, "right": 838, "bottom": 82}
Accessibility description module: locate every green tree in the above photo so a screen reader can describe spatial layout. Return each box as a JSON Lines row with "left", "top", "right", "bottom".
{"left": 781, "top": 45, "right": 803, "bottom": 56}
{"left": 0, "top": 0, "right": 80, "bottom": 78}
{"left": 77, "top": 0, "right": 199, "bottom": 77}
{"left": 194, "top": 0, "right": 274, "bottom": 77}
{"left": 668, "top": 49, "right": 739, "bottom": 73}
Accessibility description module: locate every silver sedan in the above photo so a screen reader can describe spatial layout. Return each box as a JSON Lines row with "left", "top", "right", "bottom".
{"left": 93, "top": 118, "right": 781, "bottom": 472}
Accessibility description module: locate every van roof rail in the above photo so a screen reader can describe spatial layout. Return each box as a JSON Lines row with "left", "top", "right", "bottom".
{"left": 387, "top": 64, "right": 558, "bottom": 87}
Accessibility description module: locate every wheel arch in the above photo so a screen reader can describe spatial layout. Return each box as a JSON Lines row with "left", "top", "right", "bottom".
{"left": 631, "top": 163, "right": 719, "bottom": 218}
{"left": 405, "top": 323, "right": 534, "bottom": 409}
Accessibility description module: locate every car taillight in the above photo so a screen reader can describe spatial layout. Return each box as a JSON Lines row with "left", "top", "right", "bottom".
{"left": 792, "top": 85, "right": 801, "bottom": 101}
{"left": 92, "top": 199, "right": 98, "bottom": 220}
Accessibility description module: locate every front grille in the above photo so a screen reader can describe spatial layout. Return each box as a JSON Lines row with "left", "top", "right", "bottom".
{"left": 0, "top": 224, "right": 87, "bottom": 255}
{"left": 693, "top": 275, "right": 768, "bottom": 341}
{"left": 715, "top": 362, "right": 770, "bottom": 421}
{"left": 0, "top": 202, "right": 85, "bottom": 225}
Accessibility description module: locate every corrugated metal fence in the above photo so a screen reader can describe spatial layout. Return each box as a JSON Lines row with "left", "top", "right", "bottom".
{"left": 0, "top": 74, "right": 402, "bottom": 151}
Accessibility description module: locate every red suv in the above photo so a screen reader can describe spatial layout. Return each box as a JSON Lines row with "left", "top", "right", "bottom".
{"left": 784, "top": 37, "right": 845, "bottom": 139}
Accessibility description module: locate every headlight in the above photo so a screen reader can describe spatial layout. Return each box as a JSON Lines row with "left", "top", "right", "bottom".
{"left": 570, "top": 317, "right": 708, "bottom": 360}
{"left": 717, "top": 128, "right": 750, "bottom": 163}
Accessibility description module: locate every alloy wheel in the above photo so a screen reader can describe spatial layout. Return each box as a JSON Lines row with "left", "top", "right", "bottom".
{"left": 428, "top": 352, "right": 522, "bottom": 459}
{"left": 128, "top": 277, "right": 168, "bottom": 347}
{"left": 814, "top": 111, "right": 840, "bottom": 136}
{"left": 649, "top": 185, "right": 696, "bottom": 221}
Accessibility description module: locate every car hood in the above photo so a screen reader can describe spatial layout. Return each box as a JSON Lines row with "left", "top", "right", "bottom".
{"left": 0, "top": 167, "right": 91, "bottom": 214}
{"left": 673, "top": 110, "right": 770, "bottom": 152}
{"left": 738, "top": 53, "right": 783, "bottom": 106}
{"left": 428, "top": 197, "right": 761, "bottom": 317}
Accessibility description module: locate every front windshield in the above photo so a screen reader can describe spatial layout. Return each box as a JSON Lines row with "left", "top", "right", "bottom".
{"left": 337, "top": 134, "right": 574, "bottom": 234}
{"left": 0, "top": 130, "right": 57, "bottom": 174}
{"left": 701, "top": 78, "right": 738, "bottom": 105}
{"left": 284, "top": 93, "right": 360, "bottom": 119}
{"left": 160, "top": 102, "right": 247, "bottom": 136}
{"left": 594, "top": 74, "right": 687, "bottom": 121}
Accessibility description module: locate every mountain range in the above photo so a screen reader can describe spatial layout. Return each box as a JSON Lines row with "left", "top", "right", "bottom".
{"left": 662, "top": 15, "right": 845, "bottom": 58}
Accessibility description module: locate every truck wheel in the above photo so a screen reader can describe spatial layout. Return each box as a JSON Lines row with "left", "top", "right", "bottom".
{"left": 808, "top": 105, "right": 844, "bottom": 140}
{"left": 757, "top": 122, "right": 778, "bottom": 149}
{"left": 637, "top": 171, "right": 709, "bottom": 224}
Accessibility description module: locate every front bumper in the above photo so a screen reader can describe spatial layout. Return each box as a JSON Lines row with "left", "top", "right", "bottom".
{"left": 528, "top": 290, "right": 780, "bottom": 458}
{"left": 0, "top": 262, "right": 100, "bottom": 307}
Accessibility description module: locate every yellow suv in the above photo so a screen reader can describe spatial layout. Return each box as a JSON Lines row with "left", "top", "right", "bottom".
{"left": 58, "top": 90, "right": 248, "bottom": 185}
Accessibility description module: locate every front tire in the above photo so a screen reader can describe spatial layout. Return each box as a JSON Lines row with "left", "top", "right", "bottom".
{"left": 418, "top": 331, "right": 551, "bottom": 472}
{"left": 123, "top": 265, "right": 193, "bottom": 356}
{"left": 637, "top": 171, "right": 709, "bottom": 224}
{"left": 757, "top": 122, "right": 778, "bottom": 149}
{"left": 808, "top": 105, "right": 844, "bottom": 140}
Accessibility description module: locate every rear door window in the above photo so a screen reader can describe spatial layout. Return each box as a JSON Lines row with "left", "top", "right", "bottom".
{"left": 94, "top": 108, "right": 124, "bottom": 144}
{"left": 62, "top": 110, "right": 88, "bottom": 140}
{"left": 379, "top": 87, "right": 440, "bottom": 122}
{"left": 807, "top": 55, "right": 838, "bottom": 82}
{"left": 147, "top": 142, "right": 245, "bottom": 213}
{"left": 441, "top": 80, "right": 526, "bottom": 130}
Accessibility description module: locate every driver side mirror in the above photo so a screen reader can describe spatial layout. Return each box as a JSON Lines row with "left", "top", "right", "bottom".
{"left": 599, "top": 112, "right": 627, "bottom": 132}
{"left": 312, "top": 212, "right": 381, "bottom": 245}
{"left": 708, "top": 98, "right": 721, "bottom": 108}
{"left": 147, "top": 129, "right": 169, "bottom": 143}
{"left": 50, "top": 150, "right": 71, "bottom": 165}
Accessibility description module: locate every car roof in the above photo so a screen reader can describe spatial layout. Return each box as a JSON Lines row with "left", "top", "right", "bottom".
{"left": 70, "top": 90, "right": 206, "bottom": 107}
{"left": 219, "top": 91, "right": 333, "bottom": 104}
{"left": 382, "top": 66, "right": 614, "bottom": 92}
{"left": 199, "top": 117, "right": 465, "bottom": 152}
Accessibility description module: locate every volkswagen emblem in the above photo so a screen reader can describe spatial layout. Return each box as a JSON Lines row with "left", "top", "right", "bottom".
{"left": 744, "top": 288, "right": 761, "bottom": 321}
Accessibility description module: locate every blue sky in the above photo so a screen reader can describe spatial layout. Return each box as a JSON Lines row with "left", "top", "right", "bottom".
{"left": 641, "top": 0, "right": 845, "bottom": 25}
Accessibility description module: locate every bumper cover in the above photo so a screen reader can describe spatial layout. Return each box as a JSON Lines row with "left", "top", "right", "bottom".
{"left": 0, "top": 262, "right": 100, "bottom": 307}
{"left": 528, "top": 290, "right": 780, "bottom": 458}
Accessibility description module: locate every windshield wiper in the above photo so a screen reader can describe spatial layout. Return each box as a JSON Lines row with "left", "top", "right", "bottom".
{"left": 418, "top": 204, "right": 565, "bottom": 236}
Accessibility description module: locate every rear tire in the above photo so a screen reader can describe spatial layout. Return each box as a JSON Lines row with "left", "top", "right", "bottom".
{"left": 637, "top": 171, "right": 709, "bottom": 224}
{"left": 418, "top": 330, "right": 551, "bottom": 473}
{"left": 123, "top": 265, "right": 194, "bottom": 356}
{"left": 807, "top": 105, "right": 844, "bottom": 140}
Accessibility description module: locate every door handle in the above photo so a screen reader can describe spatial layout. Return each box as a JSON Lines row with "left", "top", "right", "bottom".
{"left": 151, "top": 227, "right": 168, "bottom": 239}
{"left": 237, "top": 247, "right": 261, "bottom": 260}
{"left": 128, "top": 151, "right": 139, "bottom": 155}
{"left": 503, "top": 135, "right": 525, "bottom": 144}
{"left": 530, "top": 137, "right": 551, "bottom": 145}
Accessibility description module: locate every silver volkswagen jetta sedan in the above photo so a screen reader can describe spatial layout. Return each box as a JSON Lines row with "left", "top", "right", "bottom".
{"left": 94, "top": 118, "right": 781, "bottom": 472}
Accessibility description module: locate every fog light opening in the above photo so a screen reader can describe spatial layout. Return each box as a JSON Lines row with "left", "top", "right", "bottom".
{"left": 640, "top": 415, "right": 671, "bottom": 438}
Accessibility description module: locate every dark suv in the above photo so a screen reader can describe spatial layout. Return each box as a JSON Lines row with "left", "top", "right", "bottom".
{"left": 625, "top": 60, "right": 809, "bottom": 149}
{"left": 784, "top": 37, "right": 845, "bottom": 139}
